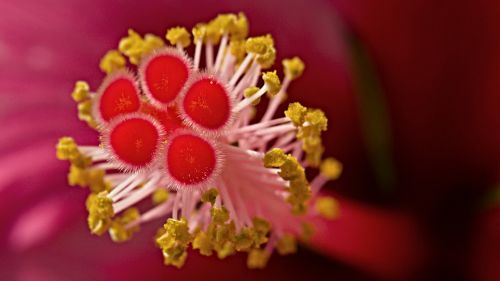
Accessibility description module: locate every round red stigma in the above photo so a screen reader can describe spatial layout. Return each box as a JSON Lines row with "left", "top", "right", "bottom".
{"left": 108, "top": 114, "right": 162, "bottom": 170}
{"left": 96, "top": 73, "right": 141, "bottom": 122}
{"left": 140, "top": 48, "right": 191, "bottom": 106}
{"left": 181, "top": 76, "right": 232, "bottom": 133}
{"left": 165, "top": 132, "right": 219, "bottom": 188}
{"left": 141, "top": 102, "right": 184, "bottom": 135}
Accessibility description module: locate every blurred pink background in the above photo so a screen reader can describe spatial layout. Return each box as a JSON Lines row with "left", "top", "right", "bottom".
{"left": 0, "top": 1, "right": 499, "bottom": 281}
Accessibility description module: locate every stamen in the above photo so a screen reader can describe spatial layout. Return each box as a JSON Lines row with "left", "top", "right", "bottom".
{"left": 233, "top": 71, "right": 281, "bottom": 112}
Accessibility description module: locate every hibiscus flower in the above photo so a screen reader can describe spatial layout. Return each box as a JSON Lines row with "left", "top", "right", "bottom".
{"left": 0, "top": 0, "right": 442, "bottom": 281}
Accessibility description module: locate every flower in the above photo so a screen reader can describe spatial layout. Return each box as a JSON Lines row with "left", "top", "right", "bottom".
{"left": 0, "top": 0, "right": 448, "bottom": 280}
{"left": 57, "top": 12, "right": 346, "bottom": 268}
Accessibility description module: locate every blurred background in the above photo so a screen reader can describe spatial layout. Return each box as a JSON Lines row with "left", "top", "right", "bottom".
{"left": 0, "top": 0, "right": 499, "bottom": 280}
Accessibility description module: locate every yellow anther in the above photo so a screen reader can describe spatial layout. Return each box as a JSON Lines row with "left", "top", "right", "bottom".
{"left": 284, "top": 102, "right": 307, "bottom": 126}
{"left": 143, "top": 34, "right": 165, "bottom": 53}
{"left": 68, "top": 164, "right": 88, "bottom": 187}
{"left": 244, "top": 86, "right": 261, "bottom": 105}
{"left": 86, "top": 191, "right": 114, "bottom": 235}
{"left": 166, "top": 27, "right": 191, "bottom": 48}
{"left": 152, "top": 188, "right": 169, "bottom": 205}
{"left": 304, "top": 143, "right": 324, "bottom": 168}
{"left": 279, "top": 155, "right": 304, "bottom": 181}
{"left": 288, "top": 177, "right": 310, "bottom": 197}
{"left": 247, "top": 249, "right": 270, "bottom": 269}
{"left": 56, "top": 137, "right": 80, "bottom": 161}
{"left": 192, "top": 23, "right": 207, "bottom": 42}
{"left": 162, "top": 246, "right": 188, "bottom": 268}
{"left": 211, "top": 207, "right": 230, "bottom": 225}
{"left": 229, "top": 13, "right": 249, "bottom": 40}
{"left": 252, "top": 217, "right": 271, "bottom": 242}
{"left": 118, "top": 29, "right": 144, "bottom": 65}
{"left": 245, "top": 35, "right": 274, "bottom": 55}
{"left": 234, "top": 228, "right": 254, "bottom": 251}
{"left": 283, "top": 57, "right": 305, "bottom": 80}
{"left": 287, "top": 179, "right": 311, "bottom": 215}
{"left": 276, "top": 234, "right": 297, "bottom": 255}
{"left": 99, "top": 50, "right": 126, "bottom": 74}
{"left": 257, "top": 46, "right": 276, "bottom": 69}
{"left": 109, "top": 207, "right": 140, "bottom": 242}
{"left": 77, "top": 99, "right": 92, "bottom": 119}
{"left": 71, "top": 81, "right": 90, "bottom": 102}
{"left": 156, "top": 218, "right": 192, "bottom": 268}
{"left": 160, "top": 218, "right": 192, "bottom": 246}
{"left": 229, "top": 39, "right": 246, "bottom": 62}
{"left": 201, "top": 188, "right": 218, "bottom": 205}
{"left": 206, "top": 14, "right": 236, "bottom": 44}
{"left": 212, "top": 14, "right": 237, "bottom": 34}
{"left": 87, "top": 169, "right": 110, "bottom": 193}
{"left": 209, "top": 221, "right": 235, "bottom": 247}
{"left": 76, "top": 100, "right": 98, "bottom": 129}
{"left": 315, "top": 196, "right": 339, "bottom": 220}
{"left": 216, "top": 241, "right": 235, "bottom": 259}
{"left": 262, "top": 71, "right": 281, "bottom": 97}
{"left": 193, "top": 231, "right": 214, "bottom": 256}
{"left": 320, "top": 158, "right": 343, "bottom": 180}
{"left": 263, "top": 148, "right": 287, "bottom": 168}
{"left": 305, "top": 109, "right": 328, "bottom": 131}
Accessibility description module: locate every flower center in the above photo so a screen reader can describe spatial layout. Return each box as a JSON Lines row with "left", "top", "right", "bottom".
{"left": 109, "top": 116, "right": 160, "bottom": 168}
{"left": 181, "top": 76, "right": 231, "bottom": 132}
{"left": 97, "top": 74, "right": 140, "bottom": 122}
{"left": 166, "top": 132, "right": 217, "bottom": 186}
{"left": 140, "top": 102, "right": 184, "bottom": 135}
{"left": 140, "top": 49, "right": 191, "bottom": 106}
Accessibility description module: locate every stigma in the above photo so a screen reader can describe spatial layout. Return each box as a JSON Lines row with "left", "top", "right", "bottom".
{"left": 57, "top": 13, "right": 342, "bottom": 268}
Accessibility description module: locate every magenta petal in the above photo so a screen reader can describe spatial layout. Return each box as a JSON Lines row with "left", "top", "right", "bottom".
{"left": 310, "top": 195, "right": 427, "bottom": 280}
{"left": 8, "top": 192, "right": 82, "bottom": 252}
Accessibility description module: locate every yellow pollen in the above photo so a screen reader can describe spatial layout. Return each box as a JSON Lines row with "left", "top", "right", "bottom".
{"left": 86, "top": 191, "right": 114, "bottom": 235}
{"left": 201, "top": 188, "right": 218, "bottom": 205}
{"left": 244, "top": 86, "right": 261, "bottom": 105}
{"left": 320, "top": 158, "right": 343, "bottom": 180}
{"left": 211, "top": 207, "right": 230, "bottom": 224}
{"left": 245, "top": 35, "right": 274, "bottom": 55}
{"left": 192, "top": 23, "right": 207, "bottom": 42}
{"left": 109, "top": 207, "right": 141, "bottom": 242}
{"left": 247, "top": 249, "right": 270, "bottom": 269}
{"left": 285, "top": 102, "right": 307, "bottom": 126}
{"left": 156, "top": 218, "right": 192, "bottom": 268}
{"left": 229, "top": 39, "right": 246, "bottom": 62}
{"left": 152, "top": 188, "right": 170, "bottom": 205}
{"left": 262, "top": 71, "right": 281, "bottom": 97}
{"left": 71, "top": 81, "right": 90, "bottom": 102}
{"left": 119, "top": 30, "right": 165, "bottom": 65}
{"left": 193, "top": 231, "right": 214, "bottom": 256}
{"left": 166, "top": 27, "right": 191, "bottom": 48}
{"left": 77, "top": 100, "right": 98, "bottom": 129}
{"left": 99, "top": 50, "right": 126, "bottom": 74}
{"left": 229, "top": 13, "right": 249, "bottom": 40}
{"left": 283, "top": 57, "right": 305, "bottom": 80}
{"left": 315, "top": 196, "right": 339, "bottom": 220}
